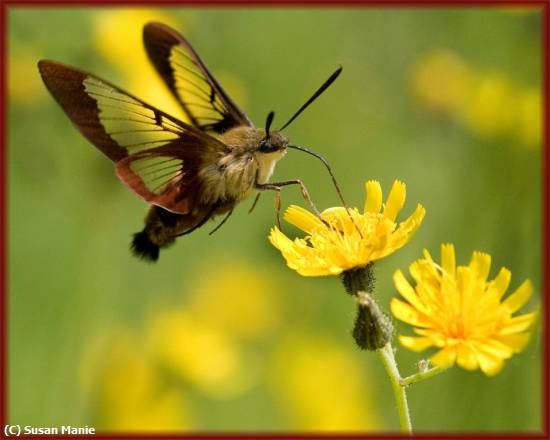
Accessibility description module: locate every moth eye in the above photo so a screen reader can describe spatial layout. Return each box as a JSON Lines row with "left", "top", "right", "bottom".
{"left": 259, "top": 140, "right": 273, "bottom": 153}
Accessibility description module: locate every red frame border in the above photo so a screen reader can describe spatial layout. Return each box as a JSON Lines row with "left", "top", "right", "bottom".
{"left": 0, "top": 1, "right": 547, "bottom": 439}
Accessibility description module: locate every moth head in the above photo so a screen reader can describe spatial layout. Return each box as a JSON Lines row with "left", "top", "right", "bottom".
{"left": 257, "top": 111, "right": 289, "bottom": 154}
{"left": 258, "top": 134, "right": 289, "bottom": 154}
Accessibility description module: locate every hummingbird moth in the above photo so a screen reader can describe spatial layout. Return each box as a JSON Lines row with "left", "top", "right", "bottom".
{"left": 38, "top": 22, "right": 347, "bottom": 262}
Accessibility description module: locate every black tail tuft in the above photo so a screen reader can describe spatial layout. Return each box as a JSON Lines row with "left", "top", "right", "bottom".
{"left": 131, "top": 231, "right": 159, "bottom": 262}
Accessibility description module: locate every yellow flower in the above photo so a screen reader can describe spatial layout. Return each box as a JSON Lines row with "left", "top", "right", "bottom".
{"left": 82, "top": 328, "right": 193, "bottom": 431}
{"left": 269, "top": 180, "right": 426, "bottom": 276}
{"left": 187, "top": 260, "right": 281, "bottom": 340}
{"left": 147, "top": 309, "right": 256, "bottom": 399}
{"left": 411, "top": 49, "right": 541, "bottom": 150}
{"left": 391, "top": 244, "right": 537, "bottom": 376}
{"left": 270, "top": 333, "right": 381, "bottom": 430}
{"left": 516, "top": 87, "right": 541, "bottom": 149}
{"left": 411, "top": 49, "right": 473, "bottom": 112}
{"left": 9, "top": 47, "right": 47, "bottom": 106}
{"left": 459, "top": 73, "right": 516, "bottom": 138}
{"left": 93, "top": 10, "right": 186, "bottom": 121}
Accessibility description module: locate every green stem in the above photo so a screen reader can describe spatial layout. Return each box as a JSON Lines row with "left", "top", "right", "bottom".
{"left": 377, "top": 343, "right": 412, "bottom": 434}
{"left": 400, "top": 366, "right": 448, "bottom": 387}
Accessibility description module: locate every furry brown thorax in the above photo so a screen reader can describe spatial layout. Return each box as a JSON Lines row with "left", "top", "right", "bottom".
{"left": 218, "top": 126, "right": 289, "bottom": 154}
{"left": 140, "top": 125, "right": 289, "bottom": 256}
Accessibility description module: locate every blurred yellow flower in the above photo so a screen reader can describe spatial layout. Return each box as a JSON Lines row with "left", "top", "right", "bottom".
{"left": 271, "top": 334, "right": 380, "bottom": 430}
{"left": 460, "top": 73, "right": 515, "bottom": 138}
{"left": 411, "top": 49, "right": 473, "bottom": 112}
{"left": 411, "top": 48, "right": 542, "bottom": 149}
{"left": 84, "top": 329, "right": 192, "bottom": 431}
{"left": 391, "top": 244, "right": 537, "bottom": 376}
{"left": 9, "top": 48, "right": 46, "bottom": 105}
{"left": 269, "top": 180, "right": 425, "bottom": 276}
{"left": 187, "top": 261, "right": 280, "bottom": 340}
{"left": 147, "top": 309, "right": 256, "bottom": 399}
{"left": 93, "top": 9, "right": 186, "bottom": 120}
{"left": 516, "top": 87, "right": 541, "bottom": 148}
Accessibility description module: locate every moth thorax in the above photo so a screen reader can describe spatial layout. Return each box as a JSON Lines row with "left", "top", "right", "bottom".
{"left": 217, "top": 126, "right": 264, "bottom": 152}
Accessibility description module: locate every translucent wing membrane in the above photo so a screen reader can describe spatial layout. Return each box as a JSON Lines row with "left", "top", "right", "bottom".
{"left": 83, "top": 76, "right": 183, "bottom": 153}
{"left": 170, "top": 46, "right": 237, "bottom": 131}
{"left": 38, "top": 60, "right": 225, "bottom": 213}
{"left": 116, "top": 148, "right": 198, "bottom": 213}
{"left": 129, "top": 155, "right": 185, "bottom": 194}
{"left": 143, "top": 22, "right": 252, "bottom": 135}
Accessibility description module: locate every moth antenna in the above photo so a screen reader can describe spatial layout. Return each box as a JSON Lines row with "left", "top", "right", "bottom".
{"left": 279, "top": 66, "right": 342, "bottom": 131}
{"left": 265, "top": 111, "right": 275, "bottom": 138}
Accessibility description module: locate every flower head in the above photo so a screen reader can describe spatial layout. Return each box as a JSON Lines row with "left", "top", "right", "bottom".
{"left": 391, "top": 244, "right": 537, "bottom": 376}
{"left": 269, "top": 180, "right": 425, "bottom": 276}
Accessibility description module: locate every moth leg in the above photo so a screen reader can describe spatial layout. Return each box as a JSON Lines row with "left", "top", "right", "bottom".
{"left": 274, "top": 189, "right": 282, "bottom": 230}
{"left": 248, "top": 193, "right": 261, "bottom": 214}
{"left": 174, "top": 205, "right": 217, "bottom": 237}
{"left": 256, "top": 179, "right": 322, "bottom": 219}
{"left": 208, "top": 209, "right": 234, "bottom": 235}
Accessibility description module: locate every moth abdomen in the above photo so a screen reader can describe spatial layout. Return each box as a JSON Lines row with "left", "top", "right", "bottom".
{"left": 131, "top": 230, "right": 160, "bottom": 262}
{"left": 134, "top": 204, "right": 227, "bottom": 261}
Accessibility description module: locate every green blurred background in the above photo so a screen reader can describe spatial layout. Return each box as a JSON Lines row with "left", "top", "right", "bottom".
{"left": 7, "top": 6, "right": 542, "bottom": 433}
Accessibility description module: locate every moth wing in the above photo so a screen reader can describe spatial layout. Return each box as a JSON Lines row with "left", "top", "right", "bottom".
{"left": 143, "top": 22, "right": 253, "bottom": 135}
{"left": 38, "top": 60, "right": 225, "bottom": 214}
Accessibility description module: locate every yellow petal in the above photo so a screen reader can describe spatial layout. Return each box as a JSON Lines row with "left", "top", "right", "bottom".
{"left": 414, "top": 328, "right": 447, "bottom": 346}
{"left": 495, "top": 333, "right": 531, "bottom": 353}
{"left": 430, "top": 346, "right": 457, "bottom": 369}
{"left": 440, "top": 243, "right": 456, "bottom": 277}
{"left": 421, "top": 248, "right": 438, "bottom": 279}
{"left": 456, "top": 266, "right": 475, "bottom": 308}
{"left": 284, "top": 205, "right": 323, "bottom": 234}
{"left": 364, "top": 180, "right": 382, "bottom": 213}
{"left": 383, "top": 180, "right": 406, "bottom": 222}
{"left": 499, "top": 311, "right": 537, "bottom": 335}
{"left": 399, "top": 335, "right": 433, "bottom": 352}
{"left": 422, "top": 248, "right": 433, "bottom": 262}
{"left": 503, "top": 280, "right": 533, "bottom": 313}
{"left": 476, "top": 348, "right": 505, "bottom": 376}
{"left": 390, "top": 298, "right": 430, "bottom": 327}
{"left": 386, "top": 204, "right": 426, "bottom": 252}
{"left": 296, "top": 265, "right": 335, "bottom": 277}
{"left": 469, "top": 251, "right": 491, "bottom": 281}
{"left": 321, "top": 206, "right": 348, "bottom": 219}
{"left": 393, "top": 270, "right": 427, "bottom": 313}
{"left": 456, "top": 342, "right": 478, "bottom": 370}
{"left": 268, "top": 227, "right": 293, "bottom": 251}
{"left": 479, "top": 358, "right": 504, "bottom": 376}
{"left": 473, "top": 339, "right": 513, "bottom": 360}
{"left": 321, "top": 207, "right": 357, "bottom": 235}
{"left": 409, "top": 258, "right": 439, "bottom": 289}
{"left": 486, "top": 267, "right": 511, "bottom": 300}
{"left": 269, "top": 228, "right": 328, "bottom": 277}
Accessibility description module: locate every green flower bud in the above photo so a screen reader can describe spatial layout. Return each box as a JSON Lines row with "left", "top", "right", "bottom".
{"left": 352, "top": 291, "right": 393, "bottom": 350}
